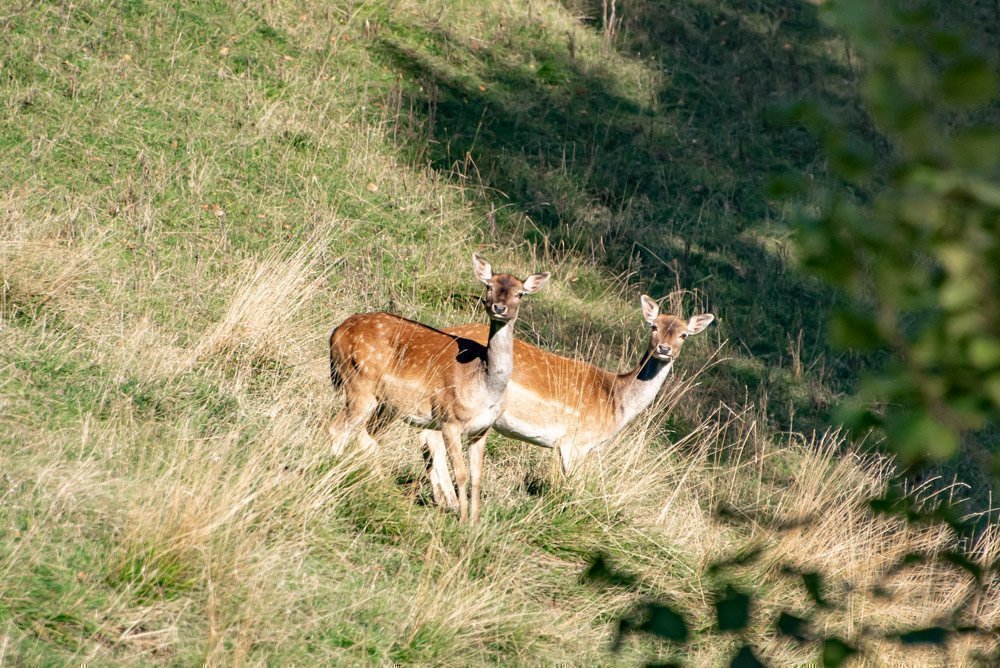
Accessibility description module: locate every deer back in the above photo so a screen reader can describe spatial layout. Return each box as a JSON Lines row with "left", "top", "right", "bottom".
{"left": 331, "top": 312, "right": 490, "bottom": 417}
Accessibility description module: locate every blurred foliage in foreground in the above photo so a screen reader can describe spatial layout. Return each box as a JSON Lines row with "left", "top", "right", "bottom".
{"left": 790, "top": 0, "right": 1000, "bottom": 467}
{"left": 601, "top": 0, "right": 1000, "bottom": 664}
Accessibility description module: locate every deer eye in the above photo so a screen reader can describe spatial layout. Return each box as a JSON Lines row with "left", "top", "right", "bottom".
{"left": 516, "top": 291, "right": 525, "bottom": 298}
{"left": 680, "top": 332, "right": 689, "bottom": 339}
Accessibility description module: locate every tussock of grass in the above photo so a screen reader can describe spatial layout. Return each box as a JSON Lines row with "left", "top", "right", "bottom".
{"left": 0, "top": 236, "right": 105, "bottom": 325}
{"left": 189, "top": 239, "right": 327, "bottom": 369}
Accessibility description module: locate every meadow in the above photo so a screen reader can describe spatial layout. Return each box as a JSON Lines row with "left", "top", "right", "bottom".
{"left": 2, "top": 0, "right": 997, "bottom": 664}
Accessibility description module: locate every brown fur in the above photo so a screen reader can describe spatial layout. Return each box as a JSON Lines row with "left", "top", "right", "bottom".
{"left": 327, "top": 253, "right": 550, "bottom": 523}
{"left": 329, "top": 313, "right": 488, "bottom": 426}
{"left": 437, "top": 323, "right": 620, "bottom": 432}
{"left": 435, "top": 312, "right": 703, "bottom": 440}
{"left": 421, "top": 297, "right": 715, "bottom": 508}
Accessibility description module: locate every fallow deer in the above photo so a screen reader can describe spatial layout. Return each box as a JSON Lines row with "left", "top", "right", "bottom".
{"left": 420, "top": 295, "right": 714, "bottom": 509}
{"left": 327, "top": 253, "right": 550, "bottom": 522}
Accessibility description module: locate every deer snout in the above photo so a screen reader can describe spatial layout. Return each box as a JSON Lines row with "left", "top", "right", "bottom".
{"left": 656, "top": 344, "right": 672, "bottom": 358}
{"left": 492, "top": 304, "right": 508, "bottom": 316}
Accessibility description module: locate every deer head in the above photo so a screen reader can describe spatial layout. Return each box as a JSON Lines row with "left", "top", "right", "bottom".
{"left": 472, "top": 252, "right": 550, "bottom": 323}
{"left": 640, "top": 294, "right": 715, "bottom": 362}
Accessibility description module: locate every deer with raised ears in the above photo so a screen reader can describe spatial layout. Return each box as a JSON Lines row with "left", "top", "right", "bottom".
{"left": 327, "top": 253, "right": 550, "bottom": 522}
{"left": 421, "top": 295, "right": 714, "bottom": 509}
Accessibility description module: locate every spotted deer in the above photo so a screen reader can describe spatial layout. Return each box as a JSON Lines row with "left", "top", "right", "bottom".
{"left": 421, "top": 295, "right": 714, "bottom": 509}
{"left": 327, "top": 253, "right": 550, "bottom": 522}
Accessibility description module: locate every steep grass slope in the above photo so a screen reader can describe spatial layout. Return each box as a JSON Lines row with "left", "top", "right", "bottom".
{"left": 2, "top": 0, "right": 998, "bottom": 665}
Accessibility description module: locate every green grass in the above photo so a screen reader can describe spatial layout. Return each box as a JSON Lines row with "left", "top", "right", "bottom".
{"left": 2, "top": 0, "right": 998, "bottom": 664}
{"left": 370, "top": 0, "right": 869, "bottom": 438}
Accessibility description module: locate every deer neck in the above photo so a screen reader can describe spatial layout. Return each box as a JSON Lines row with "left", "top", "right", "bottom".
{"left": 484, "top": 317, "right": 515, "bottom": 397}
{"left": 613, "top": 351, "right": 673, "bottom": 431}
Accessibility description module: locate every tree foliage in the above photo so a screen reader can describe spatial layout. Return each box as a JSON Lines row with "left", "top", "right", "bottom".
{"left": 599, "top": 0, "right": 999, "bottom": 663}
{"left": 792, "top": 0, "right": 1000, "bottom": 466}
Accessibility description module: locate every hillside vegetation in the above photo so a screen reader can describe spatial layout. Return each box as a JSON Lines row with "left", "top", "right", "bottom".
{"left": 2, "top": 0, "right": 998, "bottom": 664}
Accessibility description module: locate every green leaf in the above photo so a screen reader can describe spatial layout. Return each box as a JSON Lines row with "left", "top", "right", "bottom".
{"left": 827, "top": 132, "right": 875, "bottom": 179}
{"left": 801, "top": 571, "right": 830, "bottom": 608}
{"left": 822, "top": 1, "right": 879, "bottom": 49}
{"left": 985, "top": 375, "right": 1000, "bottom": 408}
{"left": 942, "top": 311, "right": 985, "bottom": 340}
{"left": 929, "top": 31, "right": 963, "bottom": 54}
{"left": 766, "top": 97, "right": 817, "bottom": 125}
{"left": 894, "top": 2, "right": 934, "bottom": 26}
{"left": 951, "top": 127, "right": 1000, "bottom": 171}
{"left": 640, "top": 604, "right": 690, "bottom": 643}
{"left": 581, "top": 553, "right": 638, "bottom": 588}
{"left": 613, "top": 600, "right": 690, "bottom": 651}
{"left": 613, "top": 618, "right": 632, "bottom": 652}
{"left": 883, "top": 551, "right": 927, "bottom": 576}
{"left": 924, "top": 504, "right": 973, "bottom": 535}
{"left": 938, "top": 274, "right": 980, "bottom": 310}
{"left": 822, "top": 637, "right": 859, "bottom": 667}
{"left": 884, "top": 412, "right": 958, "bottom": 462}
{"left": 832, "top": 400, "right": 881, "bottom": 436}
{"left": 869, "top": 490, "right": 913, "bottom": 517}
{"left": 937, "top": 241, "right": 976, "bottom": 275}
{"left": 776, "top": 611, "right": 810, "bottom": 642}
{"left": 730, "top": 644, "right": 766, "bottom": 668}
{"left": 968, "top": 338, "right": 1000, "bottom": 370}
{"left": 715, "top": 586, "right": 751, "bottom": 632}
{"left": 858, "top": 373, "right": 917, "bottom": 404}
{"left": 897, "top": 626, "right": 949, "bottom": 645}
{"left": 939, "top": 56, "right": 998, "bottom": 107}
{"left": 829, "top": 309, "right": 883, "bottom": 350}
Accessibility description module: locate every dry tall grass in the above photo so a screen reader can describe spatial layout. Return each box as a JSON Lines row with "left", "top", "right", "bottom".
{"left": 3, "top": 0, "right": 999, "bottom": 664}
{"left": 4, "top": 218, "right": 1000, "bottom": 664}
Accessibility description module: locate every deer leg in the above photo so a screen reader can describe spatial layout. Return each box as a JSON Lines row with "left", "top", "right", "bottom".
{"left": 357, "top": 428, "right": 379, "bottom": 457}
{"left": 558, "top": 441, "right": 591, "bottom": 477}
{"left": 420, "top": 430, "right": 458, "bottom": 510}
{"left": 419, "top": 432, "right": 442, "bottom": 504}
{"left": 435, "top": 434, "right": 459, "bottom": 511}
{"left": 327, "top": 391, "right": 377, "bottom": 457}
{"left": 442, "top": 422, "right": 468, "bottom": 523}
{"left": 327, "top": 413, "right": 359, "bottom": 457}
{"left": 357, "top": 405, "right": 392, "bottom": 458}
{"left": 468, "top": 431, "right": 487, "bottom": 524}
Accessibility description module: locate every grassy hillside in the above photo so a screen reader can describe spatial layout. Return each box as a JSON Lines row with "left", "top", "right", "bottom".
{"left": 2, "top": 0, "right": 998, "bottom": 664}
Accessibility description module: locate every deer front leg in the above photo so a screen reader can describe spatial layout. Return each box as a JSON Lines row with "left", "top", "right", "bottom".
{"left": 442, "top": 422, "right": 468, "bottom": 523}
{"left": 468, "top": 430, "right": 488, "bottom": 524}
{"left": 420, "top": 430, "right": 458, "bottom": 510}
{"left": 557, "top": 440, "right": 593, "bottom": 477}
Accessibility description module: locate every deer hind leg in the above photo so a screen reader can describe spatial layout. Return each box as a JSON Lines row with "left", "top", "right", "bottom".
{"left": 420, "top": 430, "right": 459, "bottom": 510}
{"left": 357, "top": 405, "right": 393, "bottom": 458}
{"left": 356, "top": 428, "right": 379, "bottom": 458}
{"left": 327, "top": 390, "right": 378, "bottom": 457}
{"left": 441, "top": 422, "right": 468, "bottom": 523}
{"left": 468, "top": 431, "right": 487, "bottom": 524}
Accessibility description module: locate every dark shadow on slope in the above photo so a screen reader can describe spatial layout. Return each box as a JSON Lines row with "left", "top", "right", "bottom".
{"left": 370, "top": 0, "right": 876, "bottom": 431}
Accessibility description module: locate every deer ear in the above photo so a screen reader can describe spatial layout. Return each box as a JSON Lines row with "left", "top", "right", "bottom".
{"left": 686, "top": 314, "right": 715, "bottom": 335}
{"left": 640, "top": 295, "right": 659, "bottom": 324}
{"left": 521, "top": 272, "right": 550, "bottom": 294}
{"left": 472, "top": 253, "right": 493, "bottom": 285}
